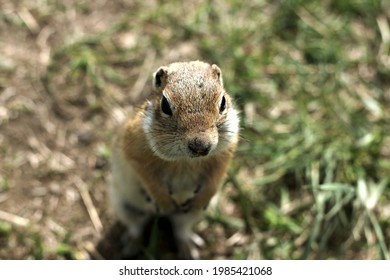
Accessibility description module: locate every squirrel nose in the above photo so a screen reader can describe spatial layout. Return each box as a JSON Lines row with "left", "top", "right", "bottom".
{"left": 188, "top": 138, "right": 211, "bottom": 157}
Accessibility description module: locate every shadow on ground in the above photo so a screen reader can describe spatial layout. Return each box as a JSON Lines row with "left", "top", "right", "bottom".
{"left": 96, "top": 218, "right": 180, "bottom": 260}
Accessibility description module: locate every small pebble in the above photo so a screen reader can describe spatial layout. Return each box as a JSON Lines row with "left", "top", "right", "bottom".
{"left": 77, "top": 131, "right": 93, "bottom": 145}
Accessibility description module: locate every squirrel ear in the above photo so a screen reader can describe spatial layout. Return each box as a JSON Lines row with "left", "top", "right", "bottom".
{"left": 153, "top": 66, "right": 169, "bottom": 90}
{"left": 211, "top": 64, "right": 223, "bottom": 86}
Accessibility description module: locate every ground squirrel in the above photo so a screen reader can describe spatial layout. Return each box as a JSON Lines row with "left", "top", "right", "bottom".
{"left": 108, "top": 60, "right": 239, "bottom": 259}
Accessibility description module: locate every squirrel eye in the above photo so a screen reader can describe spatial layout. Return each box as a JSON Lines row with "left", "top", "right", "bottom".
{"left": 161, "top": 96, "right": 173, "bottom": 116}
{"left": 219, "top": 95, "right": 226, "bottom": 114}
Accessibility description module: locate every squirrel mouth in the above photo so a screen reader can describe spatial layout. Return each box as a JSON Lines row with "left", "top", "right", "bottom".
{"left": 189, "top": 149, "right": 210, "bottom": 158}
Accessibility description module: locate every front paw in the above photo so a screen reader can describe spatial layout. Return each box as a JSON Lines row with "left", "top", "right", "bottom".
{"left": 178, "top": 198, "right": 193, "bottom": 213}
{"left": 157, "top": 202, "right": 177, "bottom": 215}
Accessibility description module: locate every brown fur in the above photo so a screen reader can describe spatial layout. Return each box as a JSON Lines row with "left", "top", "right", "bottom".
{"left": 109, "top": 61, "right": 239, "bottom": 258}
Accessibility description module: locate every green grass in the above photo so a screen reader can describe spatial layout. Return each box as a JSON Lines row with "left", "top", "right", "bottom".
{"left": 43, "top": 0, "right": 390, "bottom": 259}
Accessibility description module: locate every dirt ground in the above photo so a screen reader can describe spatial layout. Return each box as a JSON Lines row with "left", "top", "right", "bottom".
{"left": 0, "top": 0, "right": 197, "bottom": 259}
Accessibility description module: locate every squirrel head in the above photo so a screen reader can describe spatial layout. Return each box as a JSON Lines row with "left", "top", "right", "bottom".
{"left": 142, "top": 61, "right": 239, "bottom": 161}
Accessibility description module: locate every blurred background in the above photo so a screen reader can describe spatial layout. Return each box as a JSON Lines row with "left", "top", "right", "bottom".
{"left": 0, "top": 0, "right": 389, "bottom": 259}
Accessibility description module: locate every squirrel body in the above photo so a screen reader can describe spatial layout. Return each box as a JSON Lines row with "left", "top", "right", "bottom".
{"left": 109, "top": 61, "right": 239, "bottom": 259}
